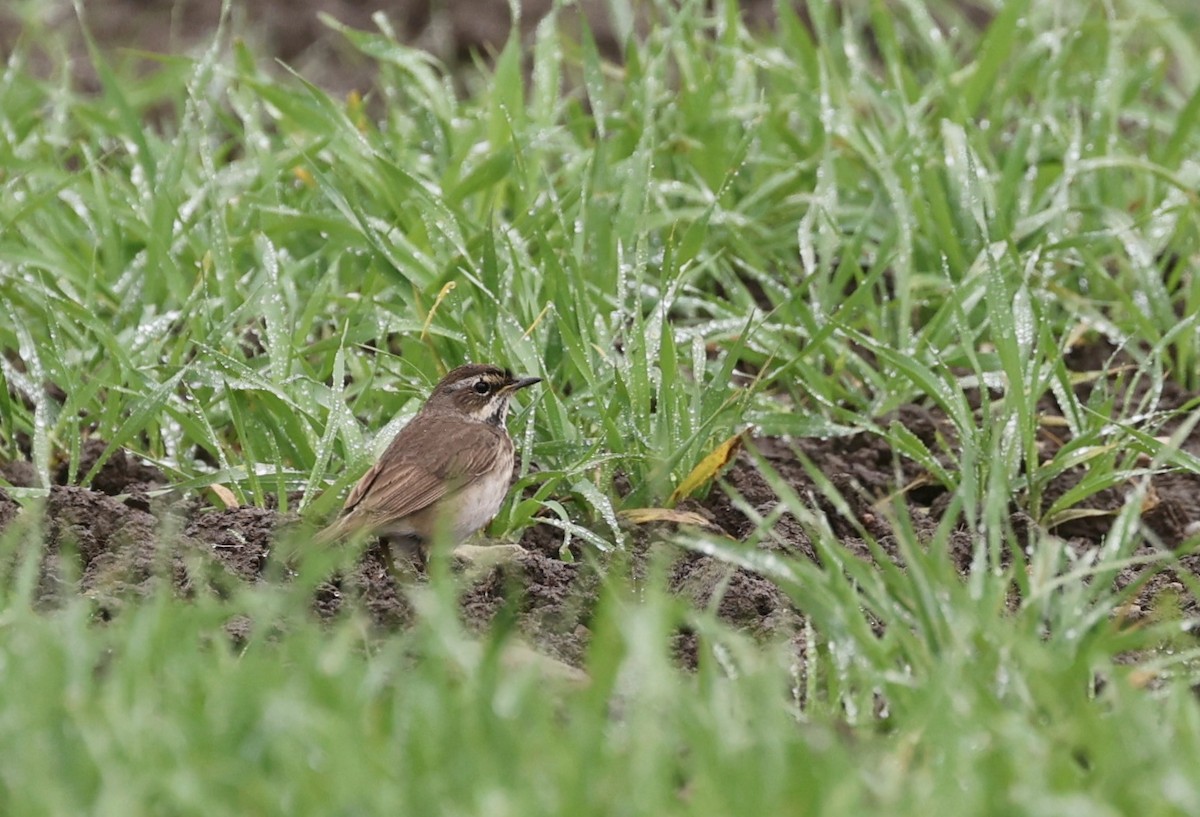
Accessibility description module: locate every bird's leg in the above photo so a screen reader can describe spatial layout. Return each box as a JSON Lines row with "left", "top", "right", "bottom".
{"left": 376, "top": 534, "right": 425, "bottom": 583}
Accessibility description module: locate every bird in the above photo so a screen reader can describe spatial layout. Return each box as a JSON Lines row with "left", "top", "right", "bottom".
{"left": 315, "top": 363, "right": 541, "bottom": 565}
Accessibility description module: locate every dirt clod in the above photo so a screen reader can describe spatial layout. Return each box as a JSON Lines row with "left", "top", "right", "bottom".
{"left": 71, "top": 440, "right": 167, "bottom": 495}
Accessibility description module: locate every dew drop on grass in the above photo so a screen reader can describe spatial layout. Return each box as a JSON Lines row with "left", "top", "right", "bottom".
{"left": 818, "top": 78, "right": 835, "bottom": 136}
{"left": 995, "top": 664, "right": 1010, "bottom": 696}
{"left": 684, "top": 337, "right": 704, "bottom": 426}
{"left": 58, "top": 190, "right": 94, "bottom": 232}
{"left": 131, "top": 310, "right": 182, "bottom": 352}
{"left": 161, "top": 416, "right": 185, "bottom": 465}
{"left": 1012, "top": 286, "right": 1035, "bottom": 354}
{"left": 130, "top": 160, "right": 148, "bottom": 197}
{"left": 797, "top": 211, "right": 816, "bottom": 282}
{"left": 1133, "top": 290, "right": 1151, "bottom": 317}
{"left": 575, "top": 478, "right": 622, "bottom": 544}
{"left": 839, "top": 689, "right": 859, "bottom": 723}
{"left": 1000, "top": 412, "right": 1020, "bottom": 470}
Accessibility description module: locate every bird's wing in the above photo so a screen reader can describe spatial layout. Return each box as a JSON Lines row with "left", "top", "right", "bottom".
{"left": 339, "top": 415, "right": 507, "bottom": 526}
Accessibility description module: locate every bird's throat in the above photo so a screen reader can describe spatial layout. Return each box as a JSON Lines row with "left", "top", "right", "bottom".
{"left": 485, "top": 399, "right": 509, "bottom": 426}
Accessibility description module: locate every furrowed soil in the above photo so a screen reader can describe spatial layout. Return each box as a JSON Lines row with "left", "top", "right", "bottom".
{"left": 2, "top": 341, "right": 1198, "bottom": 669}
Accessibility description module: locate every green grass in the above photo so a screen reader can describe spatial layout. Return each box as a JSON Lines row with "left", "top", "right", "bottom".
{"left": 3, "top": 0, "right": 1200, "bottom": 813}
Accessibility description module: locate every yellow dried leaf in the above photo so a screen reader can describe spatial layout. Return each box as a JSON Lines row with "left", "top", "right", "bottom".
{"left": 292, "top": 166, "right": 316, "bottom": 188}
{"left": 209, "top": 484, "right": 239, "bottom": 509}
{"left": 668, "top": 430, "right": 745, "bottom": 506}
{"left": 618, "top": 507, "right": 719, "bottom": 531}
{"left": 1127, "top": 669, "right": 1158, "bottom": 689}
{"left": 1066, "top": 363, "right": 1136, "bottom": 386}
{"left": 346, "top": 89, "right": 368, "bottom": 133}
{"left": 1140, "top": 483, "right": 1160, "bottom": 514}
{"left": 1043, "top": 507, "right": 1116, "bottom": 529}
{"left": 421, "top": 281, "right": 456, "bottom": 342}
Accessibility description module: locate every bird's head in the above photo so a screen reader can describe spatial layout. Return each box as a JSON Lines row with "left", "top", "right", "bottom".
{"left": 425, "top": 363, "right": 541, "bottom": 424}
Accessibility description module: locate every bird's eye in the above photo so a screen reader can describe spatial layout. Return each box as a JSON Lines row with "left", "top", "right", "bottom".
{"left": 473, "top": 380, "right": 491, "bottom": 395}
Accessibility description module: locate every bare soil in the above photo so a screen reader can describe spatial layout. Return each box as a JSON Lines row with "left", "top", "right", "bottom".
{"left": 0, "top": 1, "right": 995, "bottom": 95}
{"left": 0, "top": 0, "right": 788, "bottom": 94}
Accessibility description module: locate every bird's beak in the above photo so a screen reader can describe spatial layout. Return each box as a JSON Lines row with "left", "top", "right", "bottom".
{"left": 506, "top": 376, "right": 542, "bottom": 393}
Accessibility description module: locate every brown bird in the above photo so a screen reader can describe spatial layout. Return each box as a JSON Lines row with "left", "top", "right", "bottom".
{"left": 316, "top": 363, "right": 541, "bottom": 563}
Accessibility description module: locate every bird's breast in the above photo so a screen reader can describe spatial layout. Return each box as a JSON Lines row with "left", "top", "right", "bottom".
{"left": 449, "top": 447, "right": 516, "bottom": 540}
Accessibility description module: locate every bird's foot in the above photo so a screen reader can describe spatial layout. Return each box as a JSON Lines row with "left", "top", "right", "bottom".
{"left": 374, "top": 536, "right": 425, "bottom": 584}
{"left": 452, "top": 543, "right": 529, "bottom": 572}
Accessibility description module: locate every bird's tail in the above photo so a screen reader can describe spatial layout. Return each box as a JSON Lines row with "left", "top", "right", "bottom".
{"left": 313, "top": 514, "right": 355, "bottom": 547}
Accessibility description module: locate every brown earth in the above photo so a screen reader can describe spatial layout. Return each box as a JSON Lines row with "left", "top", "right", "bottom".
{"left": 0, "top": 0, "right": 789, "bottom": 94}
{"left": 0, "top": 0, "right": 996, "bottom": 96}
{"left": 1, "top": 339, "right": 1199, "bottom": 669}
